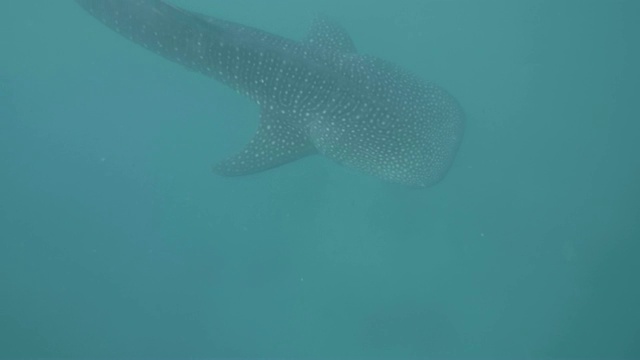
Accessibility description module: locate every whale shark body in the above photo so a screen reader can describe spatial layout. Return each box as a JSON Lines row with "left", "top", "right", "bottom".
{"left": 75, "top": 0, "right": 465, "bottom": 187}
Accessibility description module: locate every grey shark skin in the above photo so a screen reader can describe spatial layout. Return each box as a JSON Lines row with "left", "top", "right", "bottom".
{"left": 75, "top": 0, "right": 465, "bottom": 187}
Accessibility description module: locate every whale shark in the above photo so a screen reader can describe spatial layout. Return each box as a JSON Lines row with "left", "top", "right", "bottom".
{"left": 75, "top": 0, "right": 465, "bottom": 187}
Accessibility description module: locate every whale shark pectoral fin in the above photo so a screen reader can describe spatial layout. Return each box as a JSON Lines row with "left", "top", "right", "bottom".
{"left": 212, "top": 109, "right": 316, "bottom": 177}
{"left": 304, "top": 15, "right": 357, "bottom": 53}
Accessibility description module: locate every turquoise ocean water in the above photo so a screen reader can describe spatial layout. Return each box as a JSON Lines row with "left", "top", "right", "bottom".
{"left": 1, "top": 0, "right": 638, "bottom": 358}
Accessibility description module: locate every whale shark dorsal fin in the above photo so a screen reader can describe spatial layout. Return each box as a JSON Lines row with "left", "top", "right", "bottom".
{"left": 304, "top": 15, "right": 357, "bottom": 53}
{"left": 212, "top": 108, "right": 316, "bottom": 176}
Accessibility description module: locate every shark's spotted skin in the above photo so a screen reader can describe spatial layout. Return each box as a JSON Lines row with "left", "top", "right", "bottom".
{"left": 75, "top": 0, "right": 465, "bottom": 187}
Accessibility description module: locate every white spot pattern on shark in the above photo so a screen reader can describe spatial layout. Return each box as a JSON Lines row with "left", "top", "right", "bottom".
{"left": 75, "top": 0, "right": 465, "bottom": 187}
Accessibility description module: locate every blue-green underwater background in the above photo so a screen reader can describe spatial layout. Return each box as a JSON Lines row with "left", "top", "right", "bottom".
{"left": 1, "top": 0, "right": 639, "bottom": 358}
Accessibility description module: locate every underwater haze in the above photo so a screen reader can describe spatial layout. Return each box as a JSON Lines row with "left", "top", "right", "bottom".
{"left": 1, "top": 0, "right": 639, "bottom": 358}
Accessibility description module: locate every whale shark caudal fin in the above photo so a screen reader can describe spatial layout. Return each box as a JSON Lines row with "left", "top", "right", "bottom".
{"left": 212, "top": 108, "right": 316, "bottom": 176}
